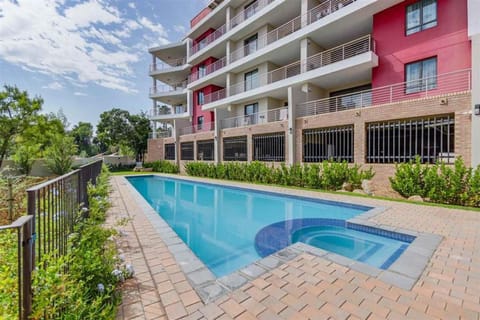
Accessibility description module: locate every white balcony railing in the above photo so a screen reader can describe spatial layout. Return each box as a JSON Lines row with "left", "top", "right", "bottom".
{"left": 149, "top": 81, "right": 187, "bottom": 95}
{"left": 229, "top": 0, "right": 275, "bottom": 29}
{"left": 297, "top": 69, "right": 472, "bottom": 117}
{"left": 180, "top": 122, "right": 215, "bottom": 135}
{"left": 188, "top": 56, "right": 227, "bottom": 83}
{"left": 204, "top": 35, "right": 372, "bottom": 105}
{"left": 221, "top": 107, "right": 288, "bottom": 129}
{"left": 307, "top": 0, "right": 357, "bottom": 25}
{"left": 191, "top": 24, "right": 227, "bottom": 55}
{"left": 149, "top": 57, "right": 187, "bottom": 72}
{"left": 149, "top": 105, "right": 188, "bottom": 118}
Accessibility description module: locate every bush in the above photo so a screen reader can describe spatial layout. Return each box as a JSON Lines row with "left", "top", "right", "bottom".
{"left": 144, "top": 160, "right": 179, "bottom": 173}
{"left": 390, "top": 157, "right": 480, "bottom": 207}
{"left": 185, "top": 161, "right": 375, "bottom": 191}
{"left": 12, "top": 144, "right": 40, "bottom": 175}
{"left": 44, "top": 134, "right": 78, "bottom": 175}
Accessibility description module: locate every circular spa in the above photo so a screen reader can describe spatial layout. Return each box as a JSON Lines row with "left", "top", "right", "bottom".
{"left": 255, "top": 218, "right": 412, "bottom": 270}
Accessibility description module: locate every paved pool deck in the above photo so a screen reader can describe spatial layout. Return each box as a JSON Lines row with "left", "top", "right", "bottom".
{"left": 110, "top": 175, "right": 480, "bottom": 320}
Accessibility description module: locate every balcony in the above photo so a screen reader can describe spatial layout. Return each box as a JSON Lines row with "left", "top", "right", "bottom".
{"left": 221, "top": 107, "right": 288, "bottom": 129}
{"left": 188, "top": 56, "right": 227, "bottom": 83}
{"left": 204, "top": 35, "right": 373, "bottom": 106}
{"left": 149, "top": 81, "right": 187, "bottom": 98}
{"left": 229, "top": 0, "right": 275, "bottom": 29}
{"left": 306, "top": 0, "right": 357, "bottom": 25}
{"left": 297, "top": 69, "right": 472, "bottom": 117}
{"left": 149, "top": 131, "right": 172, "bottom": 139}
{"left": 190, "top": 24, "right": 227, "bottom": 56}
{"left": 149, "top": 57, "right": 187, "bottom": 73}
{"left": 180, "top": 122, "right": 215, "bottom": 136}
{"left": 149, "top": 105, "right": 189, "bottom": 120}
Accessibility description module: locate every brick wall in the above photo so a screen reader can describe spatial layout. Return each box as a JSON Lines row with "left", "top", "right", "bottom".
{"left": 145, "top": 138, "right": 164, "bottom": 162}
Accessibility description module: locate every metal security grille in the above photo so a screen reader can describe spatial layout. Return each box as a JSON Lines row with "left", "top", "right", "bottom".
{"left": 180, "top": 142, "right": 194, "bottom": 160}
{"left": 366, "top": 115, "right": 454, "bottom": 164}
{"left": 303, "top": 125, "right": 354, "bottom": 162}
{"left": 223, "top": 136, "right": 247, "bottom": 161}
{"left": 253, "top": 132, "right": 285, "bottom": 162}
{"left": 164, "top": 143, "right": 175, "bottom": 160}
{"left": 197, "top": 140, "right": 214, "bottom": 161}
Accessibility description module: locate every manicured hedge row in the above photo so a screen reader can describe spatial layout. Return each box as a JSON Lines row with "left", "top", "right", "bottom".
{"left": 144, "top": 160, "right": 179, "bottom": 173}
{"left": 390, "top": 157, "right": 480, "bottom": 207}
{"left": 185, "top": 161, "right": 375, "bottom": 191}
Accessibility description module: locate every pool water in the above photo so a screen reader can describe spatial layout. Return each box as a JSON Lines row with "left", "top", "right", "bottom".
{"left": 127, "top": 176, "right": 370, "bottom": 277}
{"left": 292, "top": 226, "right": 409, "bottom": 269}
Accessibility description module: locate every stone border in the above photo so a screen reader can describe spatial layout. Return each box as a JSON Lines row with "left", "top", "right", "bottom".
{"left": 120, "top": 174, "right": 442, "bottom": 303}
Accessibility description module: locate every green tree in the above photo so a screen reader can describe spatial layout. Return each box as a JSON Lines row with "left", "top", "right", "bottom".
{"left": 70, "top": 122, "right": 94, "bottom": 156}
{"left": 18, "top": 112, "right": 66, "bottom": 155}
{"left": 12, "top": 144, "right": 41, "bottom": 175}
{"left": 96, "top": 108, "right": 151, "bottom": 160}
{"left": 44, "top": 134, "right": 78, "bottom": 175}
{"left": 0, "top": 85, "right": 42, "bottom": 167}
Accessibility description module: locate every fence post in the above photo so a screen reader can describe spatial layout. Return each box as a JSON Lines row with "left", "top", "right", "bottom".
{"left": 8, "top": 178, "right": 13, "bottom": 223}
{"left": 21, "top": 216, "right": 34, "bottom": 320}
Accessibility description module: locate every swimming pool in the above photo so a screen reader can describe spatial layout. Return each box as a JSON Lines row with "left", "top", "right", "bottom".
{"left": 127, "top": 176, "right": 408, "bottom": 277}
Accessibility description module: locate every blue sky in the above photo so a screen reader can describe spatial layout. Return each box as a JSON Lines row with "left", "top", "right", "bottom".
{"left": 0, "top": 0, "right": 208, "bottom": 128}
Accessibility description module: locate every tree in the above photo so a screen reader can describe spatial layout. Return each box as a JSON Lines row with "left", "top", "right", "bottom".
{"left": 96, "top": 108, "right": 151, "bottom": 160}
{"left": 0, "top": 85, "right": 42, "bottom": 167}
{"left": 17, "top": 112, "right": 66, "bottom": 155}
{"left": 44, "top": 134, "right": 78, "bottom": 175}
{"left": 70, "top": 122, "right": 94, "bottom": 156}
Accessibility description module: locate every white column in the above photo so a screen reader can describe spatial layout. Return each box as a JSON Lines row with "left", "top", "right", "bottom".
{"left": 226, "top": 40, "right": 232, "bottom": 65}
{"left": 186, "top": 38, "right": 193, "bottom": 60}
{"left": 300, "top": 38, "right": 309, "bottom": 73}
{"left": 225, "top": 6, "right": 232, "bottom": 31}
{"left": 287, "top": 87, "right": 296, "bottom": 165}
{"left": 187, "top": 89, "right": 194, "bottom": 116}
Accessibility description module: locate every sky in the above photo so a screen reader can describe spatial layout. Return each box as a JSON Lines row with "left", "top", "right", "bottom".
{"left": 0, "top": 0, "right": 209, "bottom": 129}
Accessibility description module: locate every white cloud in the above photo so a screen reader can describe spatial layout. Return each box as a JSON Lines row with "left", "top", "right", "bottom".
{"left": 173, "top": 24, "right": 186, "bottom": 34}
{"left": 74, "top": 92, "right": 87, "bottom": 96}
{"left": 128, "top": 2, "right": 135, "bottom": 9}
{"left": 42, "top": 81, "right": 64, "bottom": 90}
{"left": 0, "top": 0, "right": 170, "bottom": 94}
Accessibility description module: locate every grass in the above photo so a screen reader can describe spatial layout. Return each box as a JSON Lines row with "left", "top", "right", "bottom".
{"left": 112, "top": 171, "right": 480, "bottom": 212}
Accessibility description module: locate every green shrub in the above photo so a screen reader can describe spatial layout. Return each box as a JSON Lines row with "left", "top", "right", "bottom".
{"left": 390, "top": 157, "right": 480, "bottom": 207}
{"left": 12, "top": 144, "right": 40, "bottom": 175}
{"left": 0, "top": 230, "right": 18, "bottom": 319}
{"left": 185, "top": 161, "right": 375, "bottom": 191}
{"left": 144, "top": 160, "right": 179, "bottom": 173}
{"left": 44, "top": 134, "right": 78, "bottom": 175}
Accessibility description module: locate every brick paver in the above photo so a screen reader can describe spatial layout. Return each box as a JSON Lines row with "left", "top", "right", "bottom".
{"left": 111, "top": 175, "right": 480, "bottom": 319}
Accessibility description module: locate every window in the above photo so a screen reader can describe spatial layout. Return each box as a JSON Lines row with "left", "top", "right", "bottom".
{"left": 366, "top": 115, "right": 454, "bottom": 164}
{"left": 244, "top": 1, "right": 258, "bottom": 20}
{"left": 303, "top": 126, "right": 354, "bottom": 163}
{"left": 244, "top": 34, "right": 258, "bottom": 56}
{"left": 197, "top": 116, "right": 204, "bottom": 130}
{"left": 223, "top": 136, "right": 247, "bottom": 161}
{"left": 197, "top": 140, "right": 214, "bottom": 161}
{"left": 198, "top": 64, "right": 206, "bottom": 77}
{"left": 165, "top": 144, "right": 175, "bottom": 160}
{"left": 244, "top": 103, "right": 258, "bottom": 125}
{"left": 180, "top": 142, "right": 194, "bottom": 160}
{"left": 244, "top": 69, "right": 258, "bottom": 92}
{"left": 197, "top": 90, "right": 204, "bottom": 105}
{"left": 405, "top": 57, "right": 437, "bottom": 94}
{"left": 253, "top": 132, "right": 285, "bottom": 162}
{"left": 406, "top": 0, "right": 437, "bottom": 35}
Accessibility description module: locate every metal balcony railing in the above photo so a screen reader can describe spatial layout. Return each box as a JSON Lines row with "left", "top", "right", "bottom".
{"left": 204, "top": 35, "right": 372, "bottom": 105}
{"left": 188, "top": 56, "right": 227, "bottom": 83}
{"left": 149, "top": 105, "right": 188, "bottom": 117}
{"left": 149, "top": 57, "right": 186, "bottom": 72}
{"left": 191, "top": 24, "right": 227, "bottom": 55}
{"left": 180, "top": 122, "right": 215, "bottom": 135}
{"left": 221, "top": 107, "right": 288, "bottom": 129}
{"left": 149, "top": 81, "right": 187, "bottom": 95}
{"left": 307, "top": 0, "right": 357, "bottom": 25}
{"left": 229, "top": 0, "right": 275, "bottom": 29}
{"left": 297, "top": 69, "right": 472, "bottom": 117}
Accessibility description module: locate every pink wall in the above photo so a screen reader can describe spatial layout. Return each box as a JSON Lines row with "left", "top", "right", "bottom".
{"left": 190, "top": 57, "right": 218, "bottom": 82}
{"left": 192, "top": 85, "right": 222, "bottom": 127}
{"left": 372, "top": 0, "right": 470, "bottom": 91}
{"left": 191, "top": 7, "right": 212, "bottom": 28}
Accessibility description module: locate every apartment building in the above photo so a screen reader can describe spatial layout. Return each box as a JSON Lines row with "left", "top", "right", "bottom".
{"left": 146, "top": 0, "right": 480, "bottom": 183}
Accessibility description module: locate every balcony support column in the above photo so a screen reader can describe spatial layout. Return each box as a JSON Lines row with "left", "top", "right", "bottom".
{"left": 226, "top": 40, "right": 232, "bottom": 65}
{"left": 287, "top": 86, "right": 305, "bottom": 164}
{"left": 226, "top": 6, "right": 232, "bottom": 31}
{"left": 214, "top": 108, "right": 229, "bottom": 164}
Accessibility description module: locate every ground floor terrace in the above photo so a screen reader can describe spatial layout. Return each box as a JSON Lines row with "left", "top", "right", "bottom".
{"left": 111, "top": 174, "right": 480, "bottom": 320}
{"left": 147, "top": 88, "right": 473, "bottom": 189}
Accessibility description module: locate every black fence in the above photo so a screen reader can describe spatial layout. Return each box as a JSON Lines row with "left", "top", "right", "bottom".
{"left": 0, "top": 159, "right": 103, "bottom": 319}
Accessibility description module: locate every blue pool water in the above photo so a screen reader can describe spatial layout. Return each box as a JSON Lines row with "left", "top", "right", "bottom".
{"left": 127, "top": 176, "right": 408, "bottom": 277}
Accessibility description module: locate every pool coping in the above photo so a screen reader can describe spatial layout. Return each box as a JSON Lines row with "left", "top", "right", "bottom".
{"left": 120, "top": 174, "right": 443, "bottom": 304}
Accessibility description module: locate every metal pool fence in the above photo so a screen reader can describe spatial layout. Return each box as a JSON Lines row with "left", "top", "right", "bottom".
{"left": 0, "top": 159, "right": 103, "bottom": 319}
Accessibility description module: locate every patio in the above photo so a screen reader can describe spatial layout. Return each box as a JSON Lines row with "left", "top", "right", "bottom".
{"left": 110, "top": 175, "right": 480, "bottom": 320}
